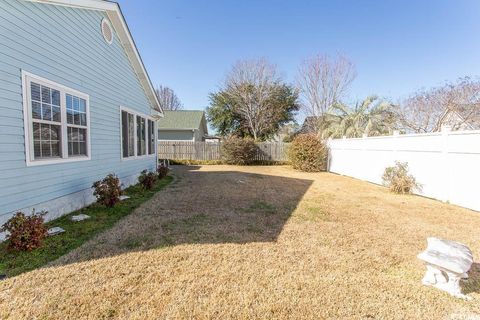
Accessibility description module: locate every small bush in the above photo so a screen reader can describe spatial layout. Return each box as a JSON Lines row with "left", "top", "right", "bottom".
{"left": 221, "top": 136, "right": 258, "bottom": 165}
{"left": 92, "top": 174, "right": 123, "bottom": 207}
{"left": 382, "top": 161, "right": 420, "bottom": 194}
{"left": 1, "top": 210, "right": 47, "bottom": 251}
{"left": 139, "top": 169, "right": 157, "bottom": 190}
{"left": 157, "top": 164, "right": 170, "bottom": 179}
{"left": 288, "top": 134, "right": 327, "bottom": 172}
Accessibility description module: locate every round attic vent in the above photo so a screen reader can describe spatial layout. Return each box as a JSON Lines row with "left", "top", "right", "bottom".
{"left": 101, "top": 18, "right": 113, "bottom": 44}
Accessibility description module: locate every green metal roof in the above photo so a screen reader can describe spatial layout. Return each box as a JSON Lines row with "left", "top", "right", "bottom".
{"left": 158, "top": 110, "right": 206, "bottom": 130}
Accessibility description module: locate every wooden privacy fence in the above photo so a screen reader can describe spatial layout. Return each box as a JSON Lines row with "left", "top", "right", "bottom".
{"left": 158, "top": 141, "right": 290, "bottom": 162}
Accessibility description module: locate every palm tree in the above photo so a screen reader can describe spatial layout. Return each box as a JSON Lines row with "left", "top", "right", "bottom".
{"left": 322, "top": 96, "right": 397, "bottom": 138}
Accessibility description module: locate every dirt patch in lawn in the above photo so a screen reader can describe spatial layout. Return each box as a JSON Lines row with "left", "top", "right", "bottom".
{"left": 1, "top": 165, "right": 479, "bottom": 319}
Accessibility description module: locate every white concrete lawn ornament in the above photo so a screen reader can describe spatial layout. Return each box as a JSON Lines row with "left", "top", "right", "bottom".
{"left": 417, "top": 237, "right": 474, "bottom": 300}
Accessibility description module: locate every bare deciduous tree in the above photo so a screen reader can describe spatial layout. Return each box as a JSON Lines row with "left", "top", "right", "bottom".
{"left": 155, "top": 85, "right": 183, "bottom": 111}
{"left": 397, "top": 77, "right": 480, "bottom": 133}
{"left": 223, "top": 58, "right": 293, "bottom": 140}
{"left": 297, "top": 54, "right": 356, "bottom": 120}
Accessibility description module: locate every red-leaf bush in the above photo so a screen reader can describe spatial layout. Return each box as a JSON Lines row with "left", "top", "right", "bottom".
{"left": 157, "top": 164, "right": 169, "bottom": 179}
{"left": 1, "top": 210, "right": 48, "bottom": 251}
{"left": 139, "top": 169, "right": 157, "bottom": 190}
{"left": 92, "top": 174, "right": 123, "bottom": 207}
{"left": 288, "top": 134, "right": 328, "bottom": 172}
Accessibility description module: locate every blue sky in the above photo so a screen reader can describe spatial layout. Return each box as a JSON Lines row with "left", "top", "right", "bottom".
{"left": 118, "top": 0, "right": 480, "bottom": 121}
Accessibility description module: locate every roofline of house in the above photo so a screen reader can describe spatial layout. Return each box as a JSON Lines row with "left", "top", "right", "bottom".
{"left": 26, "top": 0, "right": 163, "bottom": 115}
{"left": 158, "top": 128, "right": 198, "bottom": 131}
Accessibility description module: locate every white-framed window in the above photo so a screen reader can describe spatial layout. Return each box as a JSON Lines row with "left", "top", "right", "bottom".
{"left": 120, "top": 107, "right": 156, "bottom": 159}
{"left": 22, "top": 71, "right": 91, "bottom": 166}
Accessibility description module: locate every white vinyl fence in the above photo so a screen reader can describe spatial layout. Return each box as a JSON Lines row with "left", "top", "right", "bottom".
{"left": 328, "top": 127, "right": 480, "bottom": 212}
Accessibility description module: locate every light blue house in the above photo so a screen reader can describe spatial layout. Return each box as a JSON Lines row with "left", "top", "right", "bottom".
{"left": 0, "top": 0, "right": 163, "bottom": 229}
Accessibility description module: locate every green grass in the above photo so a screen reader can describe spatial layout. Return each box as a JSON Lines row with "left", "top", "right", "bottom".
{"left": 0, "top": 175, "right": 173, "bottom": 277}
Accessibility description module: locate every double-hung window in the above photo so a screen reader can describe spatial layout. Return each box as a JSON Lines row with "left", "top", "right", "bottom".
{"left": 23, "top": 71, "right": 91, "bottom": 166}
{"left": 121, "top": 108, "right": 155, "bottom": 159}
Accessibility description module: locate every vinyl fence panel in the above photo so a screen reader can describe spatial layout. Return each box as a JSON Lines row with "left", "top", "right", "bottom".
{"left": 328, "top": 128, "right": 480, "bottom": 212}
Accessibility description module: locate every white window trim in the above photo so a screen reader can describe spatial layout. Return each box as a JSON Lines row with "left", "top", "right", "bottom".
{"left": 120, "top": 106, "right": 156, "bottom": 161}
{"left": 22, "top": 70, "right": 91, "bottom": 166}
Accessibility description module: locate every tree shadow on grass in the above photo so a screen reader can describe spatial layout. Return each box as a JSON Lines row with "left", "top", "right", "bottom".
{"left": 51, "top": 165, "right": 314, "bottom": 266}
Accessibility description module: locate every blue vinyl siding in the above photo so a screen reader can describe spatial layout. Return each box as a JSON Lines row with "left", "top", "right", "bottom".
{"left": 0, "top": 0, "right": 157, "bottom": 221}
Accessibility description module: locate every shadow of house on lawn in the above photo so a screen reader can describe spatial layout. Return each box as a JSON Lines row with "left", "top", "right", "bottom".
{"left": 51, "top": 165, "right": 314, "bottom": 267}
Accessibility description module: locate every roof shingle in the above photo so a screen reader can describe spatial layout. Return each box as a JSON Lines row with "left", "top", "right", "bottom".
{"left": 158, "top": 110, "right": 205, "bottom": 130}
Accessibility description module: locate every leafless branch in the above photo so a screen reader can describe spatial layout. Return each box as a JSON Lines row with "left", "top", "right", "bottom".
{"left": 155, "top": 85, "right": 183, "bottom": 111}
{"left": 297, "top": 54, "right": 356, "bottom": 119}
{"left": 224, "top": 58, "right": 282, "bottom": 140}
{"left": 397, "top": 77, "right": 480, "bottom": 132}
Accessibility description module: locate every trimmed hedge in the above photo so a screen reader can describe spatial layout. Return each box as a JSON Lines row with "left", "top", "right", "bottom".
{"left": 288, "top": 134, "right": 327, "bottom": 172}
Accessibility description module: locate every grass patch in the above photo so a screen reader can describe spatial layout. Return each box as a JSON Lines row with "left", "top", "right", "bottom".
{"left": 244, "top": 200, "right": 277, "bottom": 215}
{"left": 0, "top": 175, "right": 173, "bottom": 277}
{"left": 293, "top": 207, "right": 330, "bottom": 223}
{"left": 160, "top": 213, "right": 210, "bottom": 243}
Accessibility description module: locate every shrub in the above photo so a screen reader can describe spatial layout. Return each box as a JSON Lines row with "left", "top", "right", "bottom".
{"left": 139, "top": 169, "right": 157, "bottom": 190}
{"left": 382, "top": 161, "right": 420, "bottom": 194}
{"left": 288, "top": 134, "right": 327, "bottom": 172}
{"left": 221, "top": 136, "right": 258, "bottom": 165}
{"left": 92, "top": 174, "right": 123, "bottom": 207}
{"left": 157, "top": 164, "right": 170, "bottom": 179}
{"left": 1, "top": 210, "right": 48, "bottom": 251}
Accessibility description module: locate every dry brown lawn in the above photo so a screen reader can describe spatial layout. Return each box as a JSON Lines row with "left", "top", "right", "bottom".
{"left": 1, "top": 165, "right": 479, "bottom": 319}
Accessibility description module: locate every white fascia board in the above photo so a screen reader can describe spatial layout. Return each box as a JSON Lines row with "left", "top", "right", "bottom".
{"left": 26, "top": 0, "right": 117, "bottom": 11}
{"left": 106, "top": 8, "right": 163, "bottom": 114}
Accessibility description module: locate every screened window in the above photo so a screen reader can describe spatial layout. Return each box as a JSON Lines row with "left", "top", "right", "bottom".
{"left": 121, "top": 111, "right": 135, "bottom": 158}
{"left": 121, "top": 109, "right": 153, "bottom": 159}
{"left": 23, "top": 72, "right": 90, "bottom": 166}
{"left": 148, "top": 119, "right": 155, "bottom": 155}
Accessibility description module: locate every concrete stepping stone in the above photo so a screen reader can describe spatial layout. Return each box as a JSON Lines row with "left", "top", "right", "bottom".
{"left": 71, "top": 214, "right": 90, "bottom": 222}
{"left": 47, "top": 227, "right": 66, "bottom": 236}
{"left": 119, "top": 195, "right": 130, "bottom": 201}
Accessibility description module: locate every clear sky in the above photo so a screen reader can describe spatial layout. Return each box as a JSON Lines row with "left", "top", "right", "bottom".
{"left": 117, "top": 0, "right": 480, "bottom": 120}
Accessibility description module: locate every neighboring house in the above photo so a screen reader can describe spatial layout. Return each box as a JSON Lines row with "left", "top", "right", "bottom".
{"left": 158, "top": 110, "right": 208, "bottom": 142}
{"left": 0, "top": 0, "right": 163, "bottom": 229}
{"left": 438, "top": 108, "right": 480, "bottom": 131}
